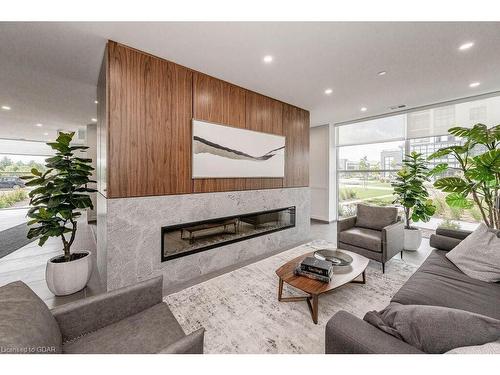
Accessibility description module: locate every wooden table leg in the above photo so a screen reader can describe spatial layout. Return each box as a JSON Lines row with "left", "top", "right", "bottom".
{"left": 306, "top": 294, "right": 319, "bottom": 324}
{"left": 351, "top": 270, "right": 366, "bottom": 284}
{"left": 278, "top": 278, "right": 283, "bottom": 301}
{"left": 311, "top": 294, "right": 318, "bottom": 324}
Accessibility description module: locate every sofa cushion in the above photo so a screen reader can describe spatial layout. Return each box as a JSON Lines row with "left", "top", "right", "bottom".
{"left": 392, "top": 250, "right": 500, "bottom": 319}
{"left": 62, "top": 302, "right": 186, "bottom": 354}
{"left": 356, "top": 204, "right": 398, "bottom": 231}
{"left": 0, "top": 281, "right": 62, "bottom": 354}
{"left": 364, "top": 303, "right": 500, "bottom": 354}
{"left": 446, "top": 223, "right": 500, "bottom": 283}
{"left": 339, "top": 227, "right": 382, "bottom": 252}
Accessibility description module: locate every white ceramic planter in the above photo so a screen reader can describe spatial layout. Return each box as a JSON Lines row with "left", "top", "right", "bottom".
{"left": 46, "top": 251, "right": 92, "bottom": 296}
{"left": 404, "top": 228, "right": 422, "bottom": 251}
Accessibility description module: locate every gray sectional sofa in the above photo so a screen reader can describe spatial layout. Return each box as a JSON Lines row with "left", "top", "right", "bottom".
{"left": 0, "top": 275, "right": 204, "bottom": 354}
{"left": 325, "top": 227, "right": 500, "bottom": 354}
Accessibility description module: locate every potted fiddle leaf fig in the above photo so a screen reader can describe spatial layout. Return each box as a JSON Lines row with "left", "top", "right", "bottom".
{"left": 391, "top": 152, "right": 436, "bottom": 250}
{"left": 22, "top": 132, "right": 97, "bottom": 296}
{"left": 428, "top": 124, "right": 499, "bottom": 230}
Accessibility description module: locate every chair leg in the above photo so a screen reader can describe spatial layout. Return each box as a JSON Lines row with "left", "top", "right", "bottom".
{"left": 401, "top": 251, "right": 403, "bottom": 260}
{"left": 382, "top": 263, "right": 385, "bottom": 273}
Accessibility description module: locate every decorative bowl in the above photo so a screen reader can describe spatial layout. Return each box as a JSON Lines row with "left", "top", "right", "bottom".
{"left": 313, "top": 249, "right": 353, "bottom": 266}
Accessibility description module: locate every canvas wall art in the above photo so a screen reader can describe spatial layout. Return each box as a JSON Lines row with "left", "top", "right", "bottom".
{"left": 192, "top": 120, "right": 285, "bottom": 178}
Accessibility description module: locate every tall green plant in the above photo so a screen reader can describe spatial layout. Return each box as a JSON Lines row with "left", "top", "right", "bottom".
{"left": 391, "top": 152, "right": 436, "bottom": 229}
{"left": 22, "top": 132, "right": 96, "bottom": 261}
{"left": 428, "top": 124, "right": 500, "bottom": 229}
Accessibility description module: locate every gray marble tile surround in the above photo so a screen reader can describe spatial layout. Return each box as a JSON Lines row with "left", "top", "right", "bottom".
{"left": 98, "top": 187, "right": 310, "bottom": 291}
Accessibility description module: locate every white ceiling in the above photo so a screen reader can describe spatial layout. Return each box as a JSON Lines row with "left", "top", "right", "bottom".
{"left": 1, "top": 22, "right": 500, "bottom": 142}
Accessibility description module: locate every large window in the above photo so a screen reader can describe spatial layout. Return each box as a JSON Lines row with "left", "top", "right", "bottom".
{"left": 335, "top": 94, "right": 500, "bottom": 228}
{"left": 0, "top": 139, "right": 53, "bottom": 210}
{"left": 337, "top": 140, "right": 404, "bottom": 218}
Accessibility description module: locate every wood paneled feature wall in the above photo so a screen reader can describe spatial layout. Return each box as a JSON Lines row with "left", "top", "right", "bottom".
{"left": 101, "top": 41, "right": 309, "bottom": 198}
{"left": 107, "top": 42, "right": 192, "bottom": 198}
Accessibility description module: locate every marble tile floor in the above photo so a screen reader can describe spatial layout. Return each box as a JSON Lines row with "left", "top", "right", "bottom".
{"left": 0, "top": 218, "right": 433, "bottom": 308}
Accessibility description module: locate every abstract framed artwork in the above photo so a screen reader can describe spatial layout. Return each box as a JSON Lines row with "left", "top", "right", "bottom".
{"left": 192, "top": 119, "right": 285, "bottom": 178}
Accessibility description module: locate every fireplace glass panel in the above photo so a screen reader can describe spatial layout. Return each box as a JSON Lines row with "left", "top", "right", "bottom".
{"left": 161, "top": 206, "right": 295, "bottom": 261}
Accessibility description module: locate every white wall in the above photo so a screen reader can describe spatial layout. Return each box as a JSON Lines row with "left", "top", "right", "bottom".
{"left": 310, "top": 125, "right": 336, "bottom": 221}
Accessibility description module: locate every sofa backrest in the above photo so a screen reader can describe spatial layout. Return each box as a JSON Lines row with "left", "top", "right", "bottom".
{"left": 356, "top": 204, "right": 398, "bottom": 231}
{"left": 0, "top": 281, "right": 62, "bottom": 354}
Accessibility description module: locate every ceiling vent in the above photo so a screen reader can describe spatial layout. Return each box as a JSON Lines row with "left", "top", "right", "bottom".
{"left": 390, "top": 104, "right": 407, "bottom": 110}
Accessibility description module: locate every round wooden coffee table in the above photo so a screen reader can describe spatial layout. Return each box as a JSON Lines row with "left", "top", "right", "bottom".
{"left": 275, "top": 249, "right": 369, "bottom": 324}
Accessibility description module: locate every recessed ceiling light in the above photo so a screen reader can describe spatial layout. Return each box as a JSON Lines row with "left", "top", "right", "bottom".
{"left": 94, "top": 100, "right": 98, "bottom": 104}
{"left": 377, "top": 71, "right": 387, "bottom": 76}
{"left": 91, "top": 118, "right": 97, "bottom": 122}
{"left": 263, "top": 55, "right": 273, "bottom": 63}
{"left": 1, "top": 105, "right": 11, "bottom": 111}
{"left": 35, "top": 123, "right": 43, "bottom": 127}
{"left": 469, "top": 82, "right": 480, "bottom": 88}
{"left": 459, "top": 42, "right": 474, "bottom": 51}
{"left": 360, "top": 107, "right": 368, "bottom": 112}
{"left": 43, "top": 132, "right": 49, "bottom": 136}
{"left": 324, "top": 88, "right": 333, "bottom": 95}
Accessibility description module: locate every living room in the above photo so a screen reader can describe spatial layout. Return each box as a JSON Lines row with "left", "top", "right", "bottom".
{"left": 1, "top": 1, "right": 499, "bottom": 373}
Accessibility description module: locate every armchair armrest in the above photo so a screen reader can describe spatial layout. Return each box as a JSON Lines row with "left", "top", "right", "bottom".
{"left": 382, "top": 221, "right": 404, "bottom": 261}
{"left": 51, "top": 276, "right": 163, "bottom": 341}
{"left": 325, "top": 311, "right": 422, "bottom": 354}
{"left": 337, "top": 216, "right": 356, "bottom": 234}
{"left": 429, "top": 234, "right": 462, "bottom": 252}
{"left": 435, "top": 228, "right": 472, "bottom": 240}
{"left": 159, "top": 328, "right": 205, "bottom": 354}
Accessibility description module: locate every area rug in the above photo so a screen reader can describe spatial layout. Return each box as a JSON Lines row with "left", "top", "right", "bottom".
{"left": 0, "top": 223, "right": 37, "bottom": 259}
{"left": 164, "top": 241, "right": 417, "bottom": 354}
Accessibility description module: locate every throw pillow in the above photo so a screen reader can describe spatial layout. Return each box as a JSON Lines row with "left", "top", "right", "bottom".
{"left": 355, "top": 204, "right": 398, "bottom": 231}
{"left": 446, "top": 223, "right": 500, "bottom": 283}
{"left": 363, "top": 303, "right": 500, "bottom": 354}
{"left": 446, "top": 339, "right": 500, "bottom": 354}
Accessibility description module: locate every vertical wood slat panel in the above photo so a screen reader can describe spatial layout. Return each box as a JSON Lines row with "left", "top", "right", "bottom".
{"left": 283, "top": 104, "right": 310, "bottom": 187}
{"left": 107, "top": 42, "right": 192, "bottom": 198}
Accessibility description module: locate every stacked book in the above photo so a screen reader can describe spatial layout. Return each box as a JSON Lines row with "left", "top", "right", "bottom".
{"left": 294, "top": 256, "right": 333, "bottom": 283}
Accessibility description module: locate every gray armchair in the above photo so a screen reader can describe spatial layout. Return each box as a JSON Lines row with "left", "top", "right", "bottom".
{"left": 0, "top": 276, "right": 204, "bottom": 354}
{"left": 337, "top": 204, "right": 404, "bottom": 273}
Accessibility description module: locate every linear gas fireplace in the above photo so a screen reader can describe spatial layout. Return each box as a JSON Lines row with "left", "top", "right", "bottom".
{"left": 161, "top": 206, "right": 296, "bottom": 261}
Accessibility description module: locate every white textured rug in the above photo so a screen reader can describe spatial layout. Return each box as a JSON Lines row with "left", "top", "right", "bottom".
{"left": 164, "top": 242, "right": 417, "bottom": 354}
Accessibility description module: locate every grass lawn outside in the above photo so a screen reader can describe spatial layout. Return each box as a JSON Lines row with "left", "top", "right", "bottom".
{"left": 340, "top": 186, "right": 395, "bottom": 201}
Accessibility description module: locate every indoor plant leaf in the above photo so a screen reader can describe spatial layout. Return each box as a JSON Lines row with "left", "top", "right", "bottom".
{"left": 445, "top": 193, "right": 474, "bottom": 209}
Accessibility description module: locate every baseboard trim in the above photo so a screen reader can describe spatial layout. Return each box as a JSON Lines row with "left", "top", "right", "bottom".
{"left": 310, "top": 218, "right": 336, "bottom": 224}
